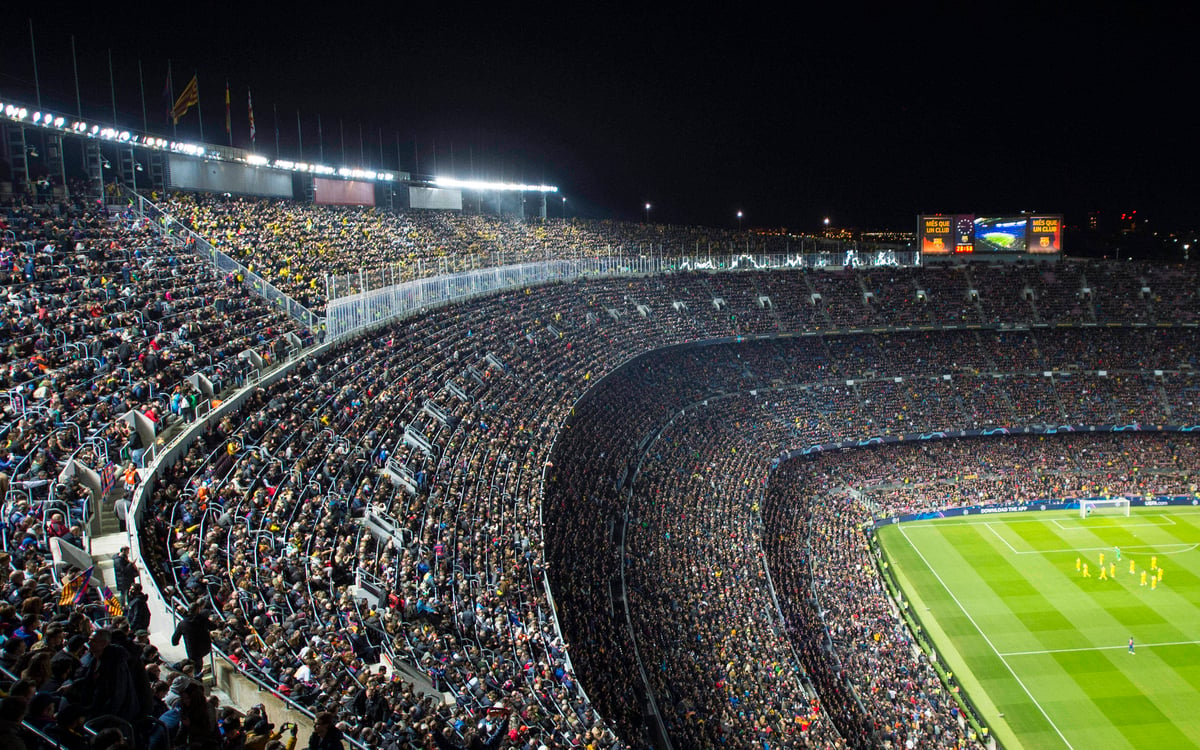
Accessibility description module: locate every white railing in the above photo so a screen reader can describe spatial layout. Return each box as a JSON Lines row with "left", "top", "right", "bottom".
{"left": 326, "top": 249, "right": 920, "bottom": 340}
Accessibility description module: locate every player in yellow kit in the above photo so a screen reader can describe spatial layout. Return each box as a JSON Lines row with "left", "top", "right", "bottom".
{"left": 1083, "top": 563, "right": 1091, "bottom": 578}
{"left": 1109, "top": 563, "right": 1116, "bottom": 578}
{"left": 1151, "top": 576, "right": 1157, "bottom": 590}
{"left": 1076, "top": 557, "right": 1081, "bottom": 571}
{"left": 1151, "top": 556, "right": 1157, "bottom": 570}
{"left": 1129, "top": 559, "right": 1136, "bottom": 575}
{"left": 1158, "top": 567, "right": 1163, "bottom": 582}
{"left": 1099, "top": 565, "right": 1108, "bottom": 580}
{"left": 1099, "top": 552, "right": 1105, "bottom": 566}
{"left": 1141, "top": 571, "right": 1147, "bottom": 586}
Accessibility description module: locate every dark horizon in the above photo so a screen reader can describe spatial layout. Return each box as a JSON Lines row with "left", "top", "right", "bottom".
{"left": 2, "top": 6, "right": 1195, "bottom": 233}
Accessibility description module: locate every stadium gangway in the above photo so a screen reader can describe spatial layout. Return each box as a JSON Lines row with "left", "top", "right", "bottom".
{"left": 484, "top": 352, "right": 507, "bottom": 372}
{"left": 240, "top": 348, "right": 264, "bottom": 372}
{"left": 362, "top": 509, "right": 415, "bottom": 550}
{"left": 421, "top": 399, "right": 454, "bottom": 427}
{"left": 186, "top": 371, "right": 216, "bottom": 400}
{"left": 444, "top": 380, "right": 470, "bottom": 403}
{"left": 402, "top": 426, "right": 436, "bottom": 458}
{"left": 382, "top": 457, "right": 420, "bottom": 496}
{"left": 353, "top": 566, "right": 386, "bottom": 609}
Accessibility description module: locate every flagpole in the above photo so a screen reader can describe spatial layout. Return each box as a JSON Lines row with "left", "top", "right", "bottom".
{"left": 108, "top": 50, "right": 118, "bottom": 126}
{"left": 168, "top": 60, "right": 176, "bottom": 139}
{"left": 318, "top": 114, "right": 324, "bottom": 162}
{"left": 73, "top": 37, "right": 86, "bottom": 171}
{"left": 225, "top": 80, "right": 232, "bottom": 147}
{"left": 29, "top": 20, "right": 42, "bottom": 109}
{"left": 273, "top": 103, "right": 280, "bottom": 159}
{"left": 138, "top": 59, "right": 148, "bottom": 132}
{"left": 247, "top": 88, "right": 256, "bottom": 150}
{"left": 195, "top": 72, "right": 205, "bottom": 142}
{"left": 71, "top": 36, "right": 83, "bottom": 119}
{"left": 297, "top": 109, "right": 304, "bottom": 161}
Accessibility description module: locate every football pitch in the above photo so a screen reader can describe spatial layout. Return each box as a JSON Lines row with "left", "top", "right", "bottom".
{"left": 877, "top": 508, "right": 1200, "bottom": 750}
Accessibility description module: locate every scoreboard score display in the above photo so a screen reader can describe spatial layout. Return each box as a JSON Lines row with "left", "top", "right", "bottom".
{"left": 919, "top": 214, "right": 1061, "bottom": 255}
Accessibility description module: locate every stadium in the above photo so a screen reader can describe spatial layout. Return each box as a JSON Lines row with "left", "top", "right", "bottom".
{"left": 1, "top": 15, "right": 1199, "bottom": 750}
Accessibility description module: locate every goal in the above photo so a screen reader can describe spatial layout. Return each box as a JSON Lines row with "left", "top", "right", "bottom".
{"left": 1080, "top": 497, "right": 1131, "bottom": 518}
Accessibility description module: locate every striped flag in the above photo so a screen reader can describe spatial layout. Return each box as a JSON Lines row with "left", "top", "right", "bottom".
{"left": 248, "top": 88, "right": 256, "bottom": 146}
{"left": 58, "top": 566, "right": 94, "bottom": 606}
{"left": 225, "top": 80, "right": 232, "bottom": 138}
{"left": 102, "top": 586, "right": 123, "bottom": 618}
{"left": 171, "top": 74, "right": 199, "bottom": 124}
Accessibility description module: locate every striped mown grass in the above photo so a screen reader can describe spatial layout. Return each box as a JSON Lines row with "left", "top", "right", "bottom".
{"left": 878, "top": 508, "right": 1200, "bottom": 750}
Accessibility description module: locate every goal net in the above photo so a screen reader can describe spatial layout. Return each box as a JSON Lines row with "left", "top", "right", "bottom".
{"left": 1080, "top": 497, "right": 1131, "bottom": 518}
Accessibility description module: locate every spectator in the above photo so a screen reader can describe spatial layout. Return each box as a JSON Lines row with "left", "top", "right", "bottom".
{"left": 172, "top": 602, "right": 220, "bottom": 668}
{"left": 0, "top": 697, "right": 28, "bottom": 750}
{"left": 307, "top": 711, "right": 343, "bottom": 750}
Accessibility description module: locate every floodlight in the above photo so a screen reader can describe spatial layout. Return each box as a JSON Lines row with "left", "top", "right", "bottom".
{"left": 433, "top": 176, "right": 557, "bottom": 193}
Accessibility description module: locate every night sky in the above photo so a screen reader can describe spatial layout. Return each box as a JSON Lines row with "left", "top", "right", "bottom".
{"left": 2, "top": 5, "right": 1195, "bottom": 231}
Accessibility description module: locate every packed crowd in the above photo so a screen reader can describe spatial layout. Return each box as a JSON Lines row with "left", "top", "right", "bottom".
{"left": 0, "top": 199, "right": 308, "bottom": 518}
{"left": 0, "top": 485, "right": 304, "bottom": 750}
{"left": 540, "top": 329, "right": 1199, "bottom": 748}
{"left": 137, "top": 271, "right": 1198, "bottom": 748}
{"left": 161, "top": 193, "right": 1200, "bottom": 333}
{"left": 162, "top": 194, "right": 823, "bottom": 313}
{"left": 7, "top": 191, "right": 1200, "bottom": 749}
{"left": 779, "top": 433, "right": 1200, "bottom": 521}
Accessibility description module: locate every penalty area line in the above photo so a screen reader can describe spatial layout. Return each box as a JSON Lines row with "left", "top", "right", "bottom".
{"left": 1000, "top": 640, "right": 1200, "bottom": 657}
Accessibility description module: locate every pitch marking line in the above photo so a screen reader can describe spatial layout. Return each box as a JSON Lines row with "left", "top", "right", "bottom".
{"left": 1053, "top": 515, "right": 1178, "bottom": 531}
{"left": 925, "top": 522, "right": 1197, "bottom": 557}
{"left": 1037, "top": 543, "right": 1199, "bottom": 556}
{"left": 901, "top": 508, "right": 1200, "bottom": 530}
{"left": 984, "top": 522, "right": 1021, "bottom": 554}
{"left": 899, "top": 525, "right": 1076, "bottom": 750}
{"left": 1000, "top": 640, "right": 1200, "bottom": 657}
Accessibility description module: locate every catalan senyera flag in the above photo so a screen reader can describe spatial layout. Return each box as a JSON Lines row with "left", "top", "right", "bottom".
{"left": 248, "top": 88, "right": 256, "bottom": 145}
{"left": 171, "top": 74, "right": 200, "bottom": 124}
{"left": 102, "top": 586, "right": 124, "bottom": 618}
{"left": 58, "top": 566, "right": 94, "bottom": 606}
{"left": 224, "top": 80, "right": 232, "bottom": 136}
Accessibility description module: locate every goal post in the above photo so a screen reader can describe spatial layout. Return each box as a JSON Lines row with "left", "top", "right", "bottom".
{"left": 1080, "top": 497, "right": 1131, "bottom": 518}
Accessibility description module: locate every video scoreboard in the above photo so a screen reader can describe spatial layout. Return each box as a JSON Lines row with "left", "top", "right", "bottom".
{"left": 919, "top": 214, "right": 1061, "bottom": 256}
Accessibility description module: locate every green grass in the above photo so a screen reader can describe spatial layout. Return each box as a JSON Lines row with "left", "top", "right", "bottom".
{"left": 877, "top": 508, "right": 1200, "bottom": 750}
